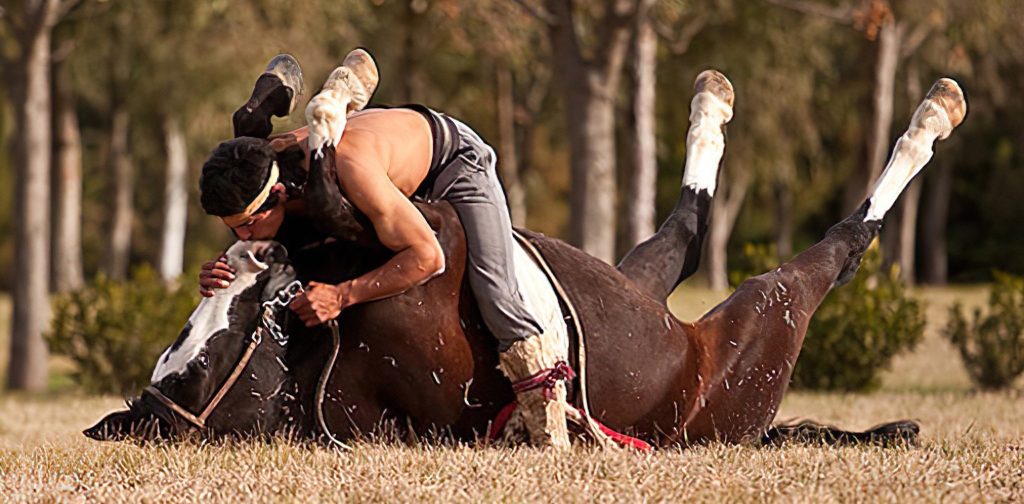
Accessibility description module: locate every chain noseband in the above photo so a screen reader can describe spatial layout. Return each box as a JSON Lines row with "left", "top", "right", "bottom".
{"left": 145, "top": 280, "right": 304, "bottom": 430}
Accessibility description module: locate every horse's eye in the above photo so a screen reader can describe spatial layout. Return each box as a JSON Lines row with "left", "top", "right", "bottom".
{"left": 196, "top": 352, "right": 210, "bottom": 369}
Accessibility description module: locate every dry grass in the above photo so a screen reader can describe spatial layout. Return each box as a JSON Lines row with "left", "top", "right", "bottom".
{"left": 1, "top": 393, "right": 1021, "bottom": 502}
{"left": 1, "top": 288, "right": 1022, "bottom": 502}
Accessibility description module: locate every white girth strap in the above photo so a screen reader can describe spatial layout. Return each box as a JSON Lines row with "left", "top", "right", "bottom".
{"left": 511, "top": 230, "right": 609, "bottom": 444}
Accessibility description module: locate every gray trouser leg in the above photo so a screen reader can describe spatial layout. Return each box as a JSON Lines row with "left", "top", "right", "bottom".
{"left": 427, "top": 122, "right": 544, "bottom": 351}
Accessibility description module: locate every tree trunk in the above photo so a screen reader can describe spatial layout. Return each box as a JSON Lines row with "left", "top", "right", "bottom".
{"left": 546, "top": 0, "right": 632, "bottom": 264}
{"left": 920, "top": 157, "right": 952, "bottom": 285}
{"left": 706, "top": 169, "right": 751, "bottom": 291}
{"left": 564, "top": 83, "right": 618, "bottom": 263}
{"left": 159, "top": 117, "right": 188, "bottom": 281}
{"left": 625, "top": 14, "right": 658, "bottom": 248}
{"left": 50, "top": 54, "right": 84, "bottom": 293}
{"left": 896, "top": 177, "right": 921, "bottom": 284}
{"left": 397, "top": 0, "right": 426, "bottom": 103}
{"left": 7, "top": 25, "right": 54, "bottom": 391}
{"left": 105, "top": 106, "right": 133, "bottom": 280}
{"left": 864, "top": 20, "right": 902, "bottom": 198}
{"left": 774, "top": 179, "right": 794, "bottom": 259}
{"left": 495, "top": 66, "right": 526, "bottom": 226}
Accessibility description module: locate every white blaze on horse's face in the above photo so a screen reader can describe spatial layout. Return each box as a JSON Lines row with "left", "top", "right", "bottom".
{"left": 150, "top": 241, "right": 272, "bottom": 383}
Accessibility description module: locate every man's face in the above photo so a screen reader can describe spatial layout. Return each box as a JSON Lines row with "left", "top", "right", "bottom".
{"left": 226, "top": 184, "right": 287, "bottom": 240}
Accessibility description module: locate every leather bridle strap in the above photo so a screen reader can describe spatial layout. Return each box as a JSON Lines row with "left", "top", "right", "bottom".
{"left": 145, "top": 330, "right": 263, "bottom": 430}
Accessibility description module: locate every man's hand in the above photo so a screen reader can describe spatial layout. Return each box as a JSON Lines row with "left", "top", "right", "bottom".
{"left": 199, "top": 256, "right": 236, "bottom": 297}
{"left": 289, "top": 281, "right": 353, "bottom": 327}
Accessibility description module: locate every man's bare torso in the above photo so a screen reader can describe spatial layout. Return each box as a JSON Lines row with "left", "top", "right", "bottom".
{"left": 341, "top": 108, "right": 433, "bottom": 196}
{"left": 274, "top": 107, "right": 434, "bottom": 198}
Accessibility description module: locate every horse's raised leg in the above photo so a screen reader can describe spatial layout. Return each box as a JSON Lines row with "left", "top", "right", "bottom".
{"left": 617, "top": 70, "right": 734, "bottom": 302}
{"left": 232, "top": 54, "right": 305, "bottom": 139}
{"left": 679, "top": 79, "right": 966, "bottom": 444}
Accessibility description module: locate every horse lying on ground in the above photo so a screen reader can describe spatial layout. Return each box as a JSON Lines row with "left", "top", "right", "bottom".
{"left": 86, "top": 73, "right": 965, "bottom": 449}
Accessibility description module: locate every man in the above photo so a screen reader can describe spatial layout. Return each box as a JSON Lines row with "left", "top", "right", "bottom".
{"left": 197, "top": 50, "right": 573, "bottom": 448}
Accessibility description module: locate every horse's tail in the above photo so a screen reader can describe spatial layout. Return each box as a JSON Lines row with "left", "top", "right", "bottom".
{"left": 761, "top": 419, "right": 920, "bottom": 447}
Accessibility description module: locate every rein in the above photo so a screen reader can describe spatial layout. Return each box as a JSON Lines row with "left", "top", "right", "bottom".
{"left": 315, "top": 319, "right": 351, "bottom": 450}
{"left": 145, "top": 280, "right": 304, "bottom": 430}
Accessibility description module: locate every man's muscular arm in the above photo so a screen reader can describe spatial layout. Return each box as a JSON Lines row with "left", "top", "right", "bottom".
{"left": 290, "top": 134, "right": 444, "bottom": 326}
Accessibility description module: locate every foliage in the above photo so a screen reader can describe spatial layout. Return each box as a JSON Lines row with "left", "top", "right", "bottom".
{"left": 944, "top": 272, "right": 1024, "bottom": 390}
{"left": 728, "top": 242, "right": 780, "bottom": 289}
{"left": 792, "top": 245, "right": 925, "bottom": 391}
{"left": 0, "top": 0, "right": 1021, "bottom": 288}
{"left": 46, "top": 266, "right": 198, "bottom": 394}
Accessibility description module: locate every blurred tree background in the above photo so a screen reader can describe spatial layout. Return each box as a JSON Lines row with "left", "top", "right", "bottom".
{"left": 2, "top": 0, "right": 1024, "bottom": 390}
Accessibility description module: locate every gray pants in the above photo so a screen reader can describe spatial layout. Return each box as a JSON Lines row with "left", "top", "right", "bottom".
{"left": 421, "top": 120, "right": 544, "bottom": 350}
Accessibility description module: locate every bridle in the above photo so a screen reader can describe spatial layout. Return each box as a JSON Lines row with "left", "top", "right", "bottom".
{"left": 145, "top": 277, "right": 351, "bottom": 449}
{"left": 145, "top": 280, "right": 304, "bottom": 430}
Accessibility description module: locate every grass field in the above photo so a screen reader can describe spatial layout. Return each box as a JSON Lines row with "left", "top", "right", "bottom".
{"left": 1, "top": 288, "right": 1022, "bottom": 502}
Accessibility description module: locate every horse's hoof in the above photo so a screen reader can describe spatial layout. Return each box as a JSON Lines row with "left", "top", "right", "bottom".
{"left": 341, "top": 48, "right": 379, "bottom": 111}
{"left": 232, "top": 54, "right": 305, "bottom": 138}
{"left": 694, "top": 69, "right": 735, "bottom": 109}
{"left": 265, "top": 54, "right": 306, "bottom": 114}
{"left": 924, "top": 78, "right": 966, "bottom": 134}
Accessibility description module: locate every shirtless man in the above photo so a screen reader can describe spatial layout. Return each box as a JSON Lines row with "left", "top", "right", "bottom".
{"left": 196, "top": 50, "right": 572, "bottom": 448}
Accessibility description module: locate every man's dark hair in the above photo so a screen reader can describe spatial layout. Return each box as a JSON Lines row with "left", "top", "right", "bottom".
{"left": 199, "top": 137, "right": 278, "bottom": 216}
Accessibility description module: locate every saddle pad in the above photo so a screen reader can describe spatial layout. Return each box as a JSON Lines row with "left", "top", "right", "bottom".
{"left": 511, "top": 234, "right": 570, "bottom": 360}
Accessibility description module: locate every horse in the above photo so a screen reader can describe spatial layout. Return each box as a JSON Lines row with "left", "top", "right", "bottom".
{"left": 85, "top": 74, "right": 964, "bottom": 449}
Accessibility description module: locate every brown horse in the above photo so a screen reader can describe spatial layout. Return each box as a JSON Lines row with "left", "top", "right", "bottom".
{"left": 86, "top": 75, "right": 965, "bottom": 448}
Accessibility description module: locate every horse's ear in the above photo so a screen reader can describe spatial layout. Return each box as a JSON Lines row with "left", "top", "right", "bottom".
{"left": 83, "top": 409, "right": 137, "bottom": 441}
{"left": 262, "top": 262, "right": 297, "bottom": 301}
{"left": 255, "top": 242, "right": 289, "bottom": 265}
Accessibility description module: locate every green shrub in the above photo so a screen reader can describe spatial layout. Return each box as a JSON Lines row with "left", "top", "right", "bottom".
{"left": 46, "top": 265, "right": 198, "bottom": 394}
{"left": 728, "top": 243, "right": 779, "bottom": 289}
{"left": 793, "top": 245, "right": 926, "bottom": 391}
{"left": 944, "top": 272, "right": 1024, "bottom": 390}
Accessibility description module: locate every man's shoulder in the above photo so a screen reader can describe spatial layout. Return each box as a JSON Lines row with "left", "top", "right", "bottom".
{"left": 334, "top": 127, "right": 386, "bottom": 162}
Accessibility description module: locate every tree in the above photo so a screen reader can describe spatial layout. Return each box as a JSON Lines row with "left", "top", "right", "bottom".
{"left": 103, "top": 6, "right": 133, "bottom": 281}
{"left": 766, "top": 0, "right": 941, "bottom": 284}
{"left": 50, "top": 37, "right": 83, "bottom": 292}
{"left": 682, "top": 0, "right": 830, "bottom": 290}
{"left": 495, "top": 67, "right": 527, "bottom": 225}
{"left": 624, "top": 1, "right": 658, "bottom": 247}
{"left": 158, "top": 117, "right": 187, "bottom": 281}
{"left": 1, "top": 0, "right": 79, "bottom": 391}
{"left": 515, "top": 0, "right": 647, "bottom": 263}
{"left": 623, "top": 0, "right": 708, "bottom": 250}
{"left": 453, "top": 1, "right": 548, "bottom": 227}
{"left": 706, "top": 167, "right": 750, "bottom": 290}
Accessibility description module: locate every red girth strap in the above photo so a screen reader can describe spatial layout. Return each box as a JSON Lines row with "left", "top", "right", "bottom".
{"left": 487, "top": 402, "right": 654, "bottom": 452}
{"left": 511, "top": 361, "right": 576, "bottom": 399}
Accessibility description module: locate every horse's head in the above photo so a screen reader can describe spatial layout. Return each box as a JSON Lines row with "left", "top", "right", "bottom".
{"left": 84, "top": 240, "right": 297, "bottom": 441}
